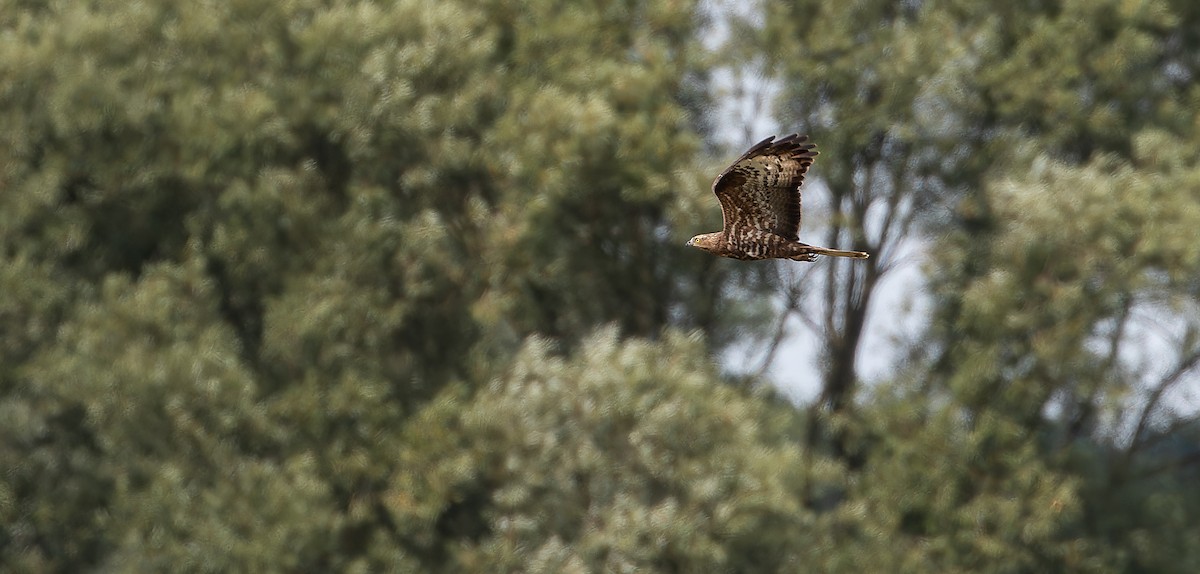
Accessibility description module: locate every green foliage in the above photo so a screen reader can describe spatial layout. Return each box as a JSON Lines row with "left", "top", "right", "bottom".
{"left": 758, "top": 0, "right": 1200, "bottom": 571}
{"left": 939, "top": 136, "right": 1200, "bottom": 412}
{"left": 0, "top": 0, "right": 768, "bottom": 569}
{"left": 390, "top": 330, "right": 822, "bottom": 572}
{"left": 2, "top": 0, "right": 1199, "bottom": 571}
{"left": 921, "top": 131, "right": 1200, "bottom": 572}
{"left": 820, "top": 392, "right": 1102, "bottom": 573}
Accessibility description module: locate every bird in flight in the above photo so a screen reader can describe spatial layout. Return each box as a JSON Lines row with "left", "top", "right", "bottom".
{"left": 686, "top": 134, "right": 869, "bottom": 262}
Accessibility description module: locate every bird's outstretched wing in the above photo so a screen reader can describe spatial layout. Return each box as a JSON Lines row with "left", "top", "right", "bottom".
{"left": 711, "top": 134, "right": 817, "bottom": 241}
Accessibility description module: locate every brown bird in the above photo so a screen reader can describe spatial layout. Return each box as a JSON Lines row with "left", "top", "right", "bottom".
{"left": 686, "top": 134, "right": 869, "bottom": 262}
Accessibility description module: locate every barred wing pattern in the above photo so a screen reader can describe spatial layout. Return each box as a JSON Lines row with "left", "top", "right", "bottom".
{"left": 687, "top": 134, "right": 868, "bottom": 261}
{"left": 711, "top": 134, "right": 816, "bottom": 242}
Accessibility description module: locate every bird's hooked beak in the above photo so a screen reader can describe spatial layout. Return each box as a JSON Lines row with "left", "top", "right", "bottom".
{"left": 685, "top": 237, "right": 694, "bottom": 247}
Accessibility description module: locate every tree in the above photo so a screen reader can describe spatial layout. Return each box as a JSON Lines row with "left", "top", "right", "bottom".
{"left": 4, "top": 0, "right": 1200, "bottom": 570}
{"left": 388, "top": 330, "right": 830, "bottom": 572}
{"left": 921, "top": 132, "right": 1200, "bottom": 572}
{"left": 0, "top": 0, "right": 773, "bottom": 569}
{"left": 753, "top": 0, "right": 1190, "bottom": 412}
{"left": 744, "top": 0, "right": 1200, "bottom": 570}
{"left": 809, "top": 133, "right": 1200, "bottom": 572}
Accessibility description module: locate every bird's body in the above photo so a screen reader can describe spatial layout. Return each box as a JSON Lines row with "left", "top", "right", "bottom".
{"left": 686, "top": 134, "right": 869, "bottom": 262}
{"left": 687, "top": 230, "right": 868, "bottom": 262}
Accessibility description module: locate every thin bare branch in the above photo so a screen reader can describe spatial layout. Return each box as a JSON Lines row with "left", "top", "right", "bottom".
{"left": 1066, "top": 294, "right": 1134, "bottom": 444}
{"left": 1126, "top": 347, "right": 1200, "bottom": 459}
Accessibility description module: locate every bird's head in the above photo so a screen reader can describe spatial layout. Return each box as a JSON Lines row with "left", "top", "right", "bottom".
{"left": 686, "top": 233, "right": 720, "bottom": 253}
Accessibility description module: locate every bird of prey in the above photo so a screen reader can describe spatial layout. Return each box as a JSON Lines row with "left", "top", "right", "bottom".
{"left": 686, "top": 134, "right": 869, "bottom": 262}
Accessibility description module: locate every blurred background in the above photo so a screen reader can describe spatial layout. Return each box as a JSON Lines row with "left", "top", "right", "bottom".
{"left": 2, "top": 0, "right": 1199, "bottom": 571}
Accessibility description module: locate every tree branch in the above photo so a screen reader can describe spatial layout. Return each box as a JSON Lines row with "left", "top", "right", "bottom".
{"left": 1126, "top": 347, "right": 1200, "bottom": 461}
{"left": 752, "top": 264, "right": 817, "bottom": 380}
{"left": 1066, "top": 293, "right": 1134, "bottom": 444}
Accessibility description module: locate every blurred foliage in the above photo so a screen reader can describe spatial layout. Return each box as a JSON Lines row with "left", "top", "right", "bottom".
{"left": 1, "top": 0, "right": 1198, "bottom": 572}
{"left": 389, "top": 330, "right": 830, "bottom": 572}
{"left": 758, "top": 0, "right": 1200, "bottom": 571}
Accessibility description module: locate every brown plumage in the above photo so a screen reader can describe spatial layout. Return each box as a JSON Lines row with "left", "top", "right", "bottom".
{"left": 686, "top": 134, "right": 869, "bottom": 262}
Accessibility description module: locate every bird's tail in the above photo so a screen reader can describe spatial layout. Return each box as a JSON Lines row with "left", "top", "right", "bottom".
{"left": 796, "top": 246, "right": 870, "bottom": 260}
